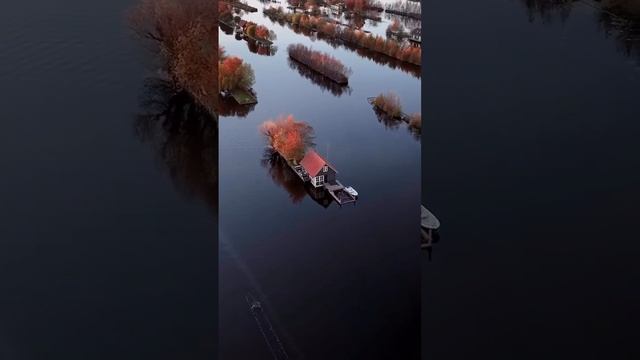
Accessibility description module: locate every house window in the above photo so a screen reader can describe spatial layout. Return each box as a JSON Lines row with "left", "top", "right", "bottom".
{"left": 323, "top": 165, "right": 328, "bottom": 173}
{"left": 316, "top": 175, "right": 325, "bottom": 185}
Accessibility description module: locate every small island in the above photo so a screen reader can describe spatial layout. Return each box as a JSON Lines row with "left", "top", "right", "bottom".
{"left": 219, "top": 47, "right": 258, "bottom": 105}
{"left": 369, "top": 92, "right": 421, "bottom": 136}
{"left": 287, "top": 44, "right": 351, "bottom": 84}
{"left": 261, "top": 115, "right": 357, "bottom": 205}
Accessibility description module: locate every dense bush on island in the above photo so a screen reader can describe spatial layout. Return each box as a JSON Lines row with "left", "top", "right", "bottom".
{"left": 261, "top": 115, "right": 315, "bottom": 162}
{"left": 264, "top": 7, "right": 421, "bottom": 65}
{"left": 371, "top": 92, "right": 421, "bottom": 137}
{"left": 218, "top": 47, "right": 255, "bottom": 92}
{"left": 239, "top": 20, "right": 277, "bottom": 43}
{"left": 372, "top": 92, "right": 402, "bottom": 118}
{"left": 129, "top": 0, "right": 217, "bottom": 111}
{"left": 288, "top": 57, "right": 351, "bottom": 97}
{"left": 408, "top": 112, "right": 421, "bottom": 130}
{"left": 287, "top": 44, "right": 351, "bottom": 84}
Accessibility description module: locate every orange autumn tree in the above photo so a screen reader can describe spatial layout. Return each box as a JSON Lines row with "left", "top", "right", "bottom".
{"left": 219, "top": 55, "right": 255, "bottom": 91}
{"left": 254, "top": 25, "right": 273, "bottom": 41}
{"left": 260, "top": 115, "right": 315, "bottom": 162}
{"left": 129, "top": 0, "right": 217, "bottom": 110}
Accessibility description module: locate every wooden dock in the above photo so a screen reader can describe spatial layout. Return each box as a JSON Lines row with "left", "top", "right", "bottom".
{"left": 324, "top": 180, "right": 356, "bottom": 205}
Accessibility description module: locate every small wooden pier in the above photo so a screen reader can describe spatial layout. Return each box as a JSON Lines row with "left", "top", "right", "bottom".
{"left": 324, "top": 180, "right": 356, "bottom": 205}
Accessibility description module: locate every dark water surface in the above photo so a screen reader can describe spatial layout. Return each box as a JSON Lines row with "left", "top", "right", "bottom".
{"left": 0, "top": 1, "right": 217, "bottom": 359}
{"left": 424, "top": 0, "right": 639, "bottom": 358}
{"left": 219, "top": 0, "right": 421, "bottom": 358}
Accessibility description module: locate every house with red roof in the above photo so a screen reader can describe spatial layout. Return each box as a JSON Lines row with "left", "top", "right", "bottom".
{"left": 300, "top": 149, "right": 337, "bottom": 188}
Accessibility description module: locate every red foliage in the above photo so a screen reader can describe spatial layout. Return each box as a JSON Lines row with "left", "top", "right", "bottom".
{"left": 255, "top": 25, "right": 270, "bottom": 40}
{"left": 345, "top": 0, "right": 369, "bottom": 12}
{"left": 129, "top": 0, "right": 218, "bottom": 110}
{"left": 287, "top": 44, "right": 351, "bottom": 83}
{"left": 261, "top": 115, "right": 315, "bottom": 162}
{"left": 263, "top": 8, "right": 421, "bottom": 66}
{"left": 218, "top": 55, "right": 255, "bottom": 91}
{"left": 373, "top": 91, "right": 402, "bottom": 118}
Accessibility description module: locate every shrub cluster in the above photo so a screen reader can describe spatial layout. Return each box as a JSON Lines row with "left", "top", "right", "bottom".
{"left": 218, "top": 48, "right": 255, "bottom": 91}
{"left": 287, "top": 44, "right": 351, "bottom": 83}
{"left": 240, "top": 20, "right": 277, "bottom": 42}
{"left": 261, "top": 115, "right": 315, "bottom": 162}
{"left": 373, "top": 92, "right": 402, "bottom": 118}
{"left": 264, "top": 7, "right": 421, "bottom": 65}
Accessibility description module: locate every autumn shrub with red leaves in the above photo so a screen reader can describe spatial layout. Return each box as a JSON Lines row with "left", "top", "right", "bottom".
{"left": 373, "top": 92, "right": 402, "bottom": 118}
{"left": 261, "top": 115, "right": 315, "bottom": 162}
{"left": 219, "top": 56, "right": 255, "bottom": 91}
{"left": 243, "top": 22, "right": 276, "bottom": 42}
{"left": 408, "top": 112, "right": 421, "bottom": 129}
{"left": 287, "top": 44, "right": 351, "bottom": 83}
{"left": 129, "top": 0, "right": 217, "bottom": 110}
{"left": 264, "top": 7, "right": 421, "bottom": 65}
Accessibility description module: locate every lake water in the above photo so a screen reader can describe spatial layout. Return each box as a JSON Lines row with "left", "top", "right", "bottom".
{"left": 219, "top": 0, "right": 422, "bottom": 358}
{"left": 0, "top": 1, "right": 218, "bottom": 358}
{"left": 423, "top": 0, "right": 640, "bottom": 358}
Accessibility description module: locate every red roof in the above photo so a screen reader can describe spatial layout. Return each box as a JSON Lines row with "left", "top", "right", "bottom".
{"left": 300, "top": 149, "right": 336, "bottom": 177}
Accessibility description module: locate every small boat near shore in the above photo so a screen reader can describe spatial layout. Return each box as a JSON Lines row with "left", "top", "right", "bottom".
{"left": 421, "top": 205, "right": 440, "bottom": 230}
{"left": 344, "top": 186, "right": 358, "bottom": 198}
{"left": 421, "top": 205, "right": 440, "bottom": 255}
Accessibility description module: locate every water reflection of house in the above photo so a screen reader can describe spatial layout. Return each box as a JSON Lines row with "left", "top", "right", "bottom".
{"left": 300, "top": 149, "right": 336, "bottom": 187}
{"left": 306, "top": 184, "right": 333, "bottom": 208}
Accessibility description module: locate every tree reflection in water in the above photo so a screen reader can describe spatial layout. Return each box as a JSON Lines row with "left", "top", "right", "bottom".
{"left": 520, "top": 0, "right": 576, "bottom": 23}
{"left": 247, "top": 39, "right": 278, "bottom": 56}
{"left": 129, "top": 0, "right": 220, "bottom": 212}
{"left": 135, "top": 78, "right": 219, "bottom": 213}
{"left": 372, "top": 107, "right": 421, "bottom": 141}
{"left": 520, "top": 0, "right": 640, "bottom": 64}
{"left": 218, "top": 94, "right": 257, "bottom": 118}
{"left": 384, "top": 13, "right": 421, "bottom": 32}
{"left": 421, "top": 228, "right": 440, "bottom": 261}
{"left": 287, "top": 58, "right": 352, "bottom": 97}
{"left": 598, "top": 1, "right": 640, "bottom": 63}
{"left": 221, "top": 20, "right": 278, "bottom": 56}
{"left": 261, "top": 148, "right": 333, "bottom": 208}
{"left": 264, "top": 16, "right": 422, "bottom": 78}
